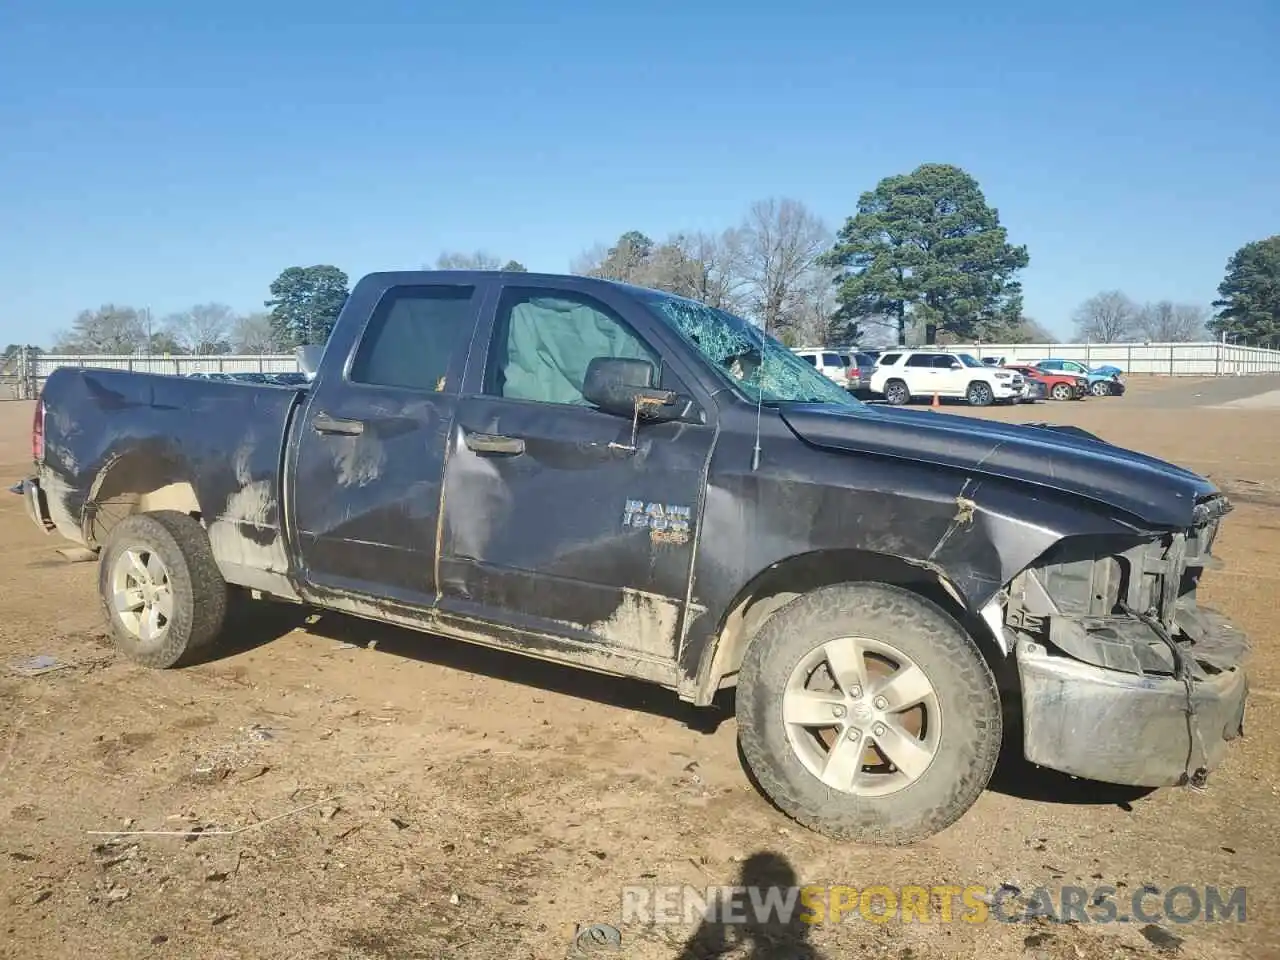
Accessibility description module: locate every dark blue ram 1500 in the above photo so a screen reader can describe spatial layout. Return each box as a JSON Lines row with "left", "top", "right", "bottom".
{"left": 14, "top": 270, "right": 1249, "bottom": 844}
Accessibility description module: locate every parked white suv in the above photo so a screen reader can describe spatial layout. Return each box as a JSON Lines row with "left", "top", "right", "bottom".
{"left": 869, "top": 350, "right": 1024, "bottom": 406}
{"left": 792, "top": 347, "right": 850, "bottom": 385}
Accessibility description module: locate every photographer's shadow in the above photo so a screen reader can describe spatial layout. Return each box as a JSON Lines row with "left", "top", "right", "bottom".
{"left": 677, "top": 851, "right": 824, "bottom": 960}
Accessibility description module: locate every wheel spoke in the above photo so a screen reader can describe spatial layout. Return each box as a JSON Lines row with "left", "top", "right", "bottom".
{"left": 873, "top": 663, "right": 933, "bottom": 712}
{"left": 783, "top": 689, "right": 846, "bottom": 726}
{"left": 823, "top": 637, "right": 868, "bottom": 696}
{"left": 821, "top": 730, "right": 866, "bottom": 790}
{"left": 872, "top": 721, "right": 935, "bottom": 780}
{"left": 152, "top": 584, "right": 174, "bottom": 620}
{"left": 113, "top": 588, "right": 145, "bottom": 613}
{"left": 145, "top": 552, "right": 166, "bottom": 584}
{"left": 126, "top": 550, "right": 150, "bottom": 582}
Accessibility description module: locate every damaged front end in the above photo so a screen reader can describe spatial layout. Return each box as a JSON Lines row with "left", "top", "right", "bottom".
{"left": 1004, "top": 493, "right": 1248, "bottom": 789}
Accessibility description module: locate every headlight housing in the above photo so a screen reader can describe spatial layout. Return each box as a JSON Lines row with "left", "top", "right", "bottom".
{"left": 994, "top": 371, "right": 1013, "bottom": 380}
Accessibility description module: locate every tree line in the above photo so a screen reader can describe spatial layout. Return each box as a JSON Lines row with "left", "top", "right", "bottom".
{"left": 33, "top": 163, "right": 1280, "bottom": 354}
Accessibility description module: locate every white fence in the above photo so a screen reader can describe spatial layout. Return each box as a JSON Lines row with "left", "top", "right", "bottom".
{"left": 2, "top": 352, "right": 301, "bottom": 399}
{"left": 33, "top": 353, "right": 299, "bottom": 378}
{"left": 6, "top": 341, "right": 1280, "bottom": 401}
{"left": 932, "top": 341, "right": 1280, "bottom": 376}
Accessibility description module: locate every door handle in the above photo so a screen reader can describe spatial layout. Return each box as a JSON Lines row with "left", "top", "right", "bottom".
{"left": 312, "top": 412, "right": 365, "bottom": 436}
{"left": 464, "top": 432, "right": 525, "bottom": 455}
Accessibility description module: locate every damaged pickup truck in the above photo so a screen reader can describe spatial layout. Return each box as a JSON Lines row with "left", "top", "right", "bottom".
{"left": 15, "top": 270, "right": 1249, "bottom": 844}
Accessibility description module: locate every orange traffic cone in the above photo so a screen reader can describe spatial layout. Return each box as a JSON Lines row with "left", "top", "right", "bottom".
{"left": 931, "top": 392, "right": 941, "bottom": 410}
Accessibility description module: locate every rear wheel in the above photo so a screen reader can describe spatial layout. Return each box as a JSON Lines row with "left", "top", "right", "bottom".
{"left": 1050, "top": 382, "right": 1073, "bottom": 401}
{"left": 735, "top": 582, "right": 1002, "bottom": 845}
{"left": 883, "top": 379, "right": 910, "bottom": 405}
{"left": 99, "top": 511, "right": 228, "bottom": 668}
{"left": 966, "top": 381, "right": 994, "bottom": 406}
{"left": 1090, "top": 380, "right": 1111, "bottom": 397}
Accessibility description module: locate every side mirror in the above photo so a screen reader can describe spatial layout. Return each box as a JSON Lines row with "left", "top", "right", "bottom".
{"left": 950, "top": 361, "right": 963, "bottom": 370}
{"left": 583, "top": 357, "right": 676, "bottom": 420}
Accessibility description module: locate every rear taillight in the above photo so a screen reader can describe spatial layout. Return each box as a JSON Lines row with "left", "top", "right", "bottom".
{"left": 32, "top": 399, "right": 44, "bottom": 463}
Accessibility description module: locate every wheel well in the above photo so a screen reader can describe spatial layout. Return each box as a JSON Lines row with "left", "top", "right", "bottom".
{"left": 83, "top": 454, "right": 202, "bottom": 547}
{"left": 697, "top": 549, "right": 1011, "bottom": 704}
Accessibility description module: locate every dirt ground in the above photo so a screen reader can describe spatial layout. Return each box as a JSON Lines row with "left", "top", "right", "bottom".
{"left": 1, "top": 379, "right": 1278, "bottom": 960}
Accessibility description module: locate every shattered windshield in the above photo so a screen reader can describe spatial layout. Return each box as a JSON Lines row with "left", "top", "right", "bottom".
{"left": 635, "top": 290, "right": 862, "bottom": 408}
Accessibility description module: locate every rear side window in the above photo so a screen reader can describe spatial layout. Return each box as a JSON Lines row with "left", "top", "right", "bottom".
{"left": 350, "top": 285, "right": 476, "bottom": 392}
{"left": 822, "top": 352, "right": 844, "bottom": 367}
{"left": 799, "top": 353, "right": 817, "bottom": 365}
{"left": 905, "top": 354, "right": 935, "bottom": 367}
{"left": 878, "top": 353, "right": 901, "bottom": 366}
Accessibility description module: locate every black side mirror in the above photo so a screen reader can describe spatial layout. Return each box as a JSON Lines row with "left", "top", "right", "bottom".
{"left": 583, "top": 357, "right": 676, "bottom": 420}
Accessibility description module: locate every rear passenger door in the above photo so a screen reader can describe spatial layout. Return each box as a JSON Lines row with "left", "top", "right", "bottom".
{"left": 931, "top": 354, "right": 968, "bottom": 394}
{"left": 291, "top": 281, "right": 490, "bottom": 607}
{"left": 902, "top": 353, "right": 939, "bottom": 394}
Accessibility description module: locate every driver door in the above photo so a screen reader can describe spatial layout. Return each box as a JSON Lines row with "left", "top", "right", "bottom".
{"left": 437, "top": 281, "right": 716, "bottom": 665}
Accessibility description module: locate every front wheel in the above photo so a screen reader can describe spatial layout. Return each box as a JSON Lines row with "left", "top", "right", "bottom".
{"left": 966, "top": 381, "right": 994, "bottom": 406}
{"left": 1050, "top": 382, "right": 1073, "bottom": 401}
{"left": 99, "top": 511, "right": 228, "bottom": 668}
{"left": 1090, "top": 380, "right": 1112, "bottom": 397}
{"left": 735, "top": 582, "right": 1002, "bottom": 845}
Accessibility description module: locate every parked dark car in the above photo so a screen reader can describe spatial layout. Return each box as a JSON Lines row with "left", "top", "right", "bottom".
{"left": 14, "top": 270, "right": 1248, "bottom": 845}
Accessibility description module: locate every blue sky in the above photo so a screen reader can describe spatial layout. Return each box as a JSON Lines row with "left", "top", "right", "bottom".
{"left": 1, "top": 0, "right": 1277, "bottom": 346}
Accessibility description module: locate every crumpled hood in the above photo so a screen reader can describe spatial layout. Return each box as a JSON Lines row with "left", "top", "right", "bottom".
{"left": 778, "top": 402, "right": 1219, "bottom": 529}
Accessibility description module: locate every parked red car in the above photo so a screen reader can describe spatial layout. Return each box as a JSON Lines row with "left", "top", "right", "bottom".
{"left": 1005, "top": 364, "right": 1088, "bottom": 401}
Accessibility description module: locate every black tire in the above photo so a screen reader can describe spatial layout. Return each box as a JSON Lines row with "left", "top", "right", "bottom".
{"left": 736, "top": 582, "right": 1002, "bottom": 845}
{"left": 98, "top": 511, "right": 228, "bottom": 668}
{"left": 966, "top": 381, "right": 994, "bottom": 406}
{"left": 1050, "top": 382, "right": 1073, "bottom": 401}
{"left": 883, "top": 379, "right": 910, "bottom": 405}
{"left": 1090, "top": 380, "right": 1111, "bottom": 397}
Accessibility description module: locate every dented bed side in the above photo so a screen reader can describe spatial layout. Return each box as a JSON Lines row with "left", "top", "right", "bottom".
{"left": 32, "top": 366, "right": 305, "bottom": 598}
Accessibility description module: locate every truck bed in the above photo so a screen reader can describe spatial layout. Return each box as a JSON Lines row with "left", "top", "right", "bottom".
{"left": 34, "top": 366, "right": 306, "bottom": 595}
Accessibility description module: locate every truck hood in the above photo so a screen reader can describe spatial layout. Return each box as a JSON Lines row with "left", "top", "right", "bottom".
{"left": 778, "top": 402, "right": 1218, "bottom": 529}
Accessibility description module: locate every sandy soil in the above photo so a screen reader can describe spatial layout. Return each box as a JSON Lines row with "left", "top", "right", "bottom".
{"left": 1, "top": 380, "right": 1277, "bottom": 960}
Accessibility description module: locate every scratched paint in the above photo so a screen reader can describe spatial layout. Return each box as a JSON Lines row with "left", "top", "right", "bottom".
{"left": 333, "top": 433, "right": 386, "bottom": 488}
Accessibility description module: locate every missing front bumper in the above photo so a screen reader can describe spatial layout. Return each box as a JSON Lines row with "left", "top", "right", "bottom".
{"left": 1016, "top": 636, "right": 1247, "bottom": 788}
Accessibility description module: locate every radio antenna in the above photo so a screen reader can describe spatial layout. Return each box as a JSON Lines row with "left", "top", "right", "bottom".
{"left": 751, "top": 320, "right": 765, "bottom": 471}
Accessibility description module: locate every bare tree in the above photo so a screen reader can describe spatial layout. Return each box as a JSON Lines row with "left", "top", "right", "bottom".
{"left": 1072, "top": 291, "right": 1137, "bottom": 343}
{"left": 572, "top": 229, "right": 748, "bottom": 311}
{"left": 570, "top": 242, "right": 612, "bottom": 278}
{"left": 165, "top": 303, "right": 234, "bottom": 354}
{"left": 738, "top": 198, "right": 831, "bottom": 336}
{"left": 53, "top": 305, "right": 147, "bottom": 354}
{"left": 791, "top": 264, "right": 841, "bottom": 346}
{"left": 1135, "top": 301, "right": 1208, "bottom": 342}
{"left": 675, "top": 229, "right": 748, "bottom": 311}
{"left": 231, "top": 312, "right": 277, "bottom": 353}
{"left": 434, "top": 250, "right": 503, "bottom": 270}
